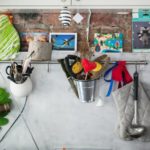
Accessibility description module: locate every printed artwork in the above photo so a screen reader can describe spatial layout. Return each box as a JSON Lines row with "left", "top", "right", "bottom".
{"left": 93, "top": 33, "right": 123, "bottom": 53}
{"left": 20, "top": 32, "right": 49, "bottom": 51}
{"left": 132, "top": 22, "right": 150, "bottom": 52}
{"left": 49, "top": 33, "right": 77, "bottom": 51}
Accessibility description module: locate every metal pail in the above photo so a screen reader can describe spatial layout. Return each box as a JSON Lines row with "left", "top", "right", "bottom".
{"left": 75, "top": 79, "right": 96, "bottom": 103}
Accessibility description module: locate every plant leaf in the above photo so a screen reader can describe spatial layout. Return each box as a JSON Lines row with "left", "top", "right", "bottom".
{"left": 0, "top": 88, "right": 10, "bottom": 101}
{"left": 0, "top": 98, "right": 12, "bottom": 105}
{"left": 0, "top": 117, "right": 9, "bottom": 126}
{"left": 0, "top": 88, "right": 11, "bottom": 104}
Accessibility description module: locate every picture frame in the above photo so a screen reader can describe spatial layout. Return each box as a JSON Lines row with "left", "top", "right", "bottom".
{"left": 49, "top": 32, "right": 77, "bottom": 52}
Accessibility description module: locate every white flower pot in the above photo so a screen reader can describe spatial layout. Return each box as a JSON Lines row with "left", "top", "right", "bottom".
{"left": 10, "top": 78, "right": 32, "bottom": 97}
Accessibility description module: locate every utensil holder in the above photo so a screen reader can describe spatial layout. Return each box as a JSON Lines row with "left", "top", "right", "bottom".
{"left": 10, "top": 77, "right": 32, "bottom": 97}
{"left": 74, "top": 79, "right": 96, "bottom": 103}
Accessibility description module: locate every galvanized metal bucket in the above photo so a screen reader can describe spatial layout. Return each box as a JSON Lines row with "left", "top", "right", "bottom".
{"left": 75, "top": 79, "right": 96, "bottom": 103}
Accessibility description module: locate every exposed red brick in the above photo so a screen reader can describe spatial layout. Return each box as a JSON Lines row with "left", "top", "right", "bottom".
{"left": 11, "top": 9, "right": 132, "bottom": 52}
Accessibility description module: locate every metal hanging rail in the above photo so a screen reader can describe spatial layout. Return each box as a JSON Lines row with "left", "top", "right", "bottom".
{"left": 0, "top": 60, "right": 148, "bottom": 65}
{"left": 0, "top": 60, "right": 148, "bottom": 73}
{"left": 0, "top": 60, "right": 58, "bottom": 64}
{"left": 106, "top": 60, "right": 148, "bottom": 65}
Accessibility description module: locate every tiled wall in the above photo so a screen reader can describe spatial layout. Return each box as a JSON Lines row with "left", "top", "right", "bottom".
{"left": 8, "top": 9, "right": 132, "bottom": 52}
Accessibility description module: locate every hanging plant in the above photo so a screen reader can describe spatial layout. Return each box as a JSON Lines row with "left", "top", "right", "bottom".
{"left": 0, "top": 88, "right": 12, "bottom": 126}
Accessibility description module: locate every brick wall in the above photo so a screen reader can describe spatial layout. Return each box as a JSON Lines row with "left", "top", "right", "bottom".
{"left": 9, "top": 9, "right": 132, "bottom": 52}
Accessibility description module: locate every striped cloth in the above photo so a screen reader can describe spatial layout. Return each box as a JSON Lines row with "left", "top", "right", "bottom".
{"left": 0, "top": 15, "right": 20, "bottom": 60}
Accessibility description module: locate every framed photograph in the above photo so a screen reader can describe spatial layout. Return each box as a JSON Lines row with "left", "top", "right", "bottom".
{"left": 93, "top": 33, "right": 123, "bottom": 53}
{"left": 49, "top": 33, "right": 77, "bottom": 52}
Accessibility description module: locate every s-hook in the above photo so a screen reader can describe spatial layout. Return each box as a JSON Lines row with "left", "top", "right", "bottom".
{"left": 47, "top": 61, "right": 50, "bottom": 72}
{"left": 135, "top": 63, "right": 138, "bottom": 72}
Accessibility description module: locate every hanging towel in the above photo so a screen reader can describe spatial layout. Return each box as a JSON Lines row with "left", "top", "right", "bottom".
{"left": 112, "top": 82, "right": 150, "bottom": 141}
{"left": 104, "top": 61, "right": 132, "bottom": 96}
{"left": 0, "top": 15, "right": 20, "bottom": 60}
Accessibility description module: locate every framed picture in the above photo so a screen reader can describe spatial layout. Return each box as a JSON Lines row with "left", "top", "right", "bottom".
{"left": 93, "top": 33, "right": 123, "bottom": 53}
{"left": 49, "top": 33, "right": 77, "bottom": 52}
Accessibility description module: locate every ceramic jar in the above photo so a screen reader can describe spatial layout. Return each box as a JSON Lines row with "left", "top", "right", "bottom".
{"left": 10, "top": 77, "right": 32, "bottom": 97}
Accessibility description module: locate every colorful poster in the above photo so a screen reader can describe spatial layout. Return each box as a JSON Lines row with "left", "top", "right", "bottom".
{"left": 93, "top": 33, "right": 123, "bottom": 53}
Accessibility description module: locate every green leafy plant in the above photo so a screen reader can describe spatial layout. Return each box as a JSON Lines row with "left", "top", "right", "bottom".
{"left": 0, "top": 118, "right": 9, "bottom": 126}
{"left": 0, "top": 88, "right": 12, "bottom": 126}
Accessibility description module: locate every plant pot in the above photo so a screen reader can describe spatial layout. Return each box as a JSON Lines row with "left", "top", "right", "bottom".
{"left": 10, "top": 77, "right": 32, "bottom": 97}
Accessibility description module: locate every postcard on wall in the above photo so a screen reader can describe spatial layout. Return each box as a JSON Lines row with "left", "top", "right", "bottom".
{"left": 49, "top": 33, "right": 77, "bottom": 52}
{"left": 132, "top": 9, "right": 150, "bottom": 52}
{"left": 132, "top": 22, "right": 150, "bottom": 52}
{"left": 20, "top": 32, "right": 49, "bottom": 51}
{"left": 93, "top": 33, "right": 123, "bottom": 53}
